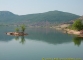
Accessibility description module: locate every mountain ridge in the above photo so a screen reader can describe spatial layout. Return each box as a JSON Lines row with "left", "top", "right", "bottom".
{"left": 0, "top": 10, "right": 80, "bottom": 25}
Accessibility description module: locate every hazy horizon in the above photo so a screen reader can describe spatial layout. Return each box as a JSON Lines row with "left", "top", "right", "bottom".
{"left": 0, "top": 0, "right": 83, "bottom": 16}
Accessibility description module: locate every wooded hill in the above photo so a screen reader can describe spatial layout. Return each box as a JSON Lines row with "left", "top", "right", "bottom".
{"left": 0, "top": 10, "right": 80, "bottom": 25}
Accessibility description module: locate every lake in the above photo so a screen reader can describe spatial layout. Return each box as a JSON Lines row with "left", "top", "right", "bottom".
{"left": 0, "top": 26, "right": 83, "bottom": 60}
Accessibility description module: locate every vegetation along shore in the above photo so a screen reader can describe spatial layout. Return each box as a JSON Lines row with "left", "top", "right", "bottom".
{"left": 53, "top": 16, "right": 83, "bottom": 37}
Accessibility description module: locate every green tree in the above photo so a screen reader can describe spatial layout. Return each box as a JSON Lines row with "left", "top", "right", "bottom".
{"left": 72, "top": 19, "right": 83, "bottom": 31}
{"left": 20, "top": 24, "right": 26, "bottom": 33}
{"left": 15, "top": 27, "right": 20, "bottom": 32}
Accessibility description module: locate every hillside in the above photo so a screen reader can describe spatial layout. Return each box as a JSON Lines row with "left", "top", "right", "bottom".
{"left": 0, "top": 10, "right": 80, "bottom": 25}
{"left": 0, "top": 11, "right": 18, "bottom": 22}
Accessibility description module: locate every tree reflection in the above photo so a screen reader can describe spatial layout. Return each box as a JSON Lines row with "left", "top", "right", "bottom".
{"left": 15, "top": 36, "right": 19, "bottom": 40}
{"left": 73, "top": 36, "right": 83, "bottom": 46}
{"left": 15, "top": 35, "right": 25, "bottom": 44}
{"left": 20, "top": 36, "right": 25, "bottom": 44}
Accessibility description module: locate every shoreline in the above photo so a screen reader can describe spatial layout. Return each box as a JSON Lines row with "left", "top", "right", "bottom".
{"left": 51, "top": 24, "right": 83, "bottom": 37}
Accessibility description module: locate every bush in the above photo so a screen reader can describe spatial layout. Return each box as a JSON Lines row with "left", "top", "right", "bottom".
{"left": 72, "top": 19, "right": 83, "bottom": 31}
{"left": 15, "top": 27, "right": 20, "bottom": 32}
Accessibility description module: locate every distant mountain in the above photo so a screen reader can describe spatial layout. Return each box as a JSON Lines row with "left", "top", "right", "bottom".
{"left": 0, "top": 11, "right": 18, "bottom": 22}
{"left": 0, "top": 11, "right": 15, "bottom": 16}
{"left": 0, "top": 10, "right": 80, "bottom": 25}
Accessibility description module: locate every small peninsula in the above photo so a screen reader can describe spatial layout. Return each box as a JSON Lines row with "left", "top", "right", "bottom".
{"left": 53, "top": 16, "right": 83, "bottom": 37}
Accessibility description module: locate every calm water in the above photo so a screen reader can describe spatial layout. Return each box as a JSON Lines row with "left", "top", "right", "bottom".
{"left": 0, "top": 26, "right": 83, "bottom": 60}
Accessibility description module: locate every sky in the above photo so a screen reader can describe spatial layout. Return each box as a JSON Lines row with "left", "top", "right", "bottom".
{"left": 0, "top": 0, "right": 83, "bottom": 16}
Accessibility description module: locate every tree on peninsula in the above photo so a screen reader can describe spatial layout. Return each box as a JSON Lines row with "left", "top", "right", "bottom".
{"left": 72, "top": 19, "right": 83, "bottom": 31}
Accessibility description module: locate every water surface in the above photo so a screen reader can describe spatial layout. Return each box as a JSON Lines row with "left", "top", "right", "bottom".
{"left": 0, "top": 26, "right": 83, "bottom": 60}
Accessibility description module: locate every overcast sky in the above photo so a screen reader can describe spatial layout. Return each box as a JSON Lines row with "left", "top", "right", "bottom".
{"left": 0, "top": 0, "right": 83, "bottom": 16}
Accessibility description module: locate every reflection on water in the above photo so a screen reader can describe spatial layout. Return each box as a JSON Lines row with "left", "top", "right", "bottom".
{"left": 6, "top": 33, "right": 26, "bottom": 44}
{"left": 73, "top": 36, "right": 83, "bottom": 46}
{"left": 0, "top": 26, "right": 83, "bottom": 46}
{"left": 8, "top": 35, "right": 83, "bottom": 46}
{"left": 15, "top": 36, "right": 25, "bottom": 44}
{"left": 15, "top": 36, "right": 19, "bottom": 40}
